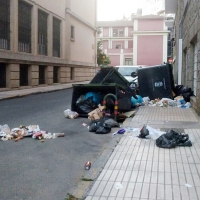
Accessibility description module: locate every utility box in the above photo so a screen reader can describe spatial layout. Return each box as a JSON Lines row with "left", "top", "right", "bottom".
{"left": 137, "top": 64, "right": 174, "bottom": 100}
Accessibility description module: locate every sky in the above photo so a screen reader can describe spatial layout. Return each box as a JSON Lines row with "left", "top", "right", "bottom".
{"left": 97, "top": 0, "right": 145, "bottom": 21}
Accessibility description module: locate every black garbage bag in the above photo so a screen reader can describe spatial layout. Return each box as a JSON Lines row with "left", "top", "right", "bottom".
{"left": 76, "top": 96, "right": 98, "bottom": 114}
{"left": 156, "top": 129, "right": 192, "bottom": 148}
{"left": 104, "top": 117, "right": 120, "bottom": 127}
{"left": 174, "top": 85, "right": 192, "bottom": 95}
{"left": 95, "top": 123, "right": 112, "bottom": 134}
{"left": 156, "top": 134, "right": 177, "bottom": 148}
{"left": 182, "top": 91, "right": 194, "bottom": 102}
{"left": 89, "top": 119, "right": 102, "bottom": 132}
{"left": 138, "top": 125, "right": 149, "bottom": 138}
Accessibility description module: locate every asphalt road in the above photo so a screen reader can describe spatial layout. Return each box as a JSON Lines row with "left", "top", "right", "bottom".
{"left": 0, "top": 89, "right": 122, "bottom": 200}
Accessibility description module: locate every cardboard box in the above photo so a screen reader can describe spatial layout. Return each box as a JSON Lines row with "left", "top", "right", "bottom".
{"left": 88, "top": 105, "right": 105, "bottom": 120}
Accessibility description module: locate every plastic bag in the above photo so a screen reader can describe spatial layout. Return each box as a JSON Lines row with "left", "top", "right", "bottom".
{"left": 64, "top": 109, "right": 79, "bottom": 119}
{"left": 89, "top": 119, "right": 102, "bottom": 132}
{"left": 95, "top": 123, "right": 112, "bottom": 134}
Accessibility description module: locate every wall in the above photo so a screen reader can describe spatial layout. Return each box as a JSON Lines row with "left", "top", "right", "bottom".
{"left": 137, "top": 35, "right": 163, "bottom": 65}
{"left": 174, "top": 0, "right": 200, "bottom": 114}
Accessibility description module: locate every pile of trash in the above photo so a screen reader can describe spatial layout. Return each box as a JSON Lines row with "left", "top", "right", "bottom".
{"left": 136, "top": 125, "right": 192, "bottom": 148}
{"left": 0, "top": 124, "right": 65, "bottom": 142}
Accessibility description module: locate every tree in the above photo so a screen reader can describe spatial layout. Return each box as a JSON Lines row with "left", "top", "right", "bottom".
{"left": 97, "top": 28, "right": 111, "bottom": 67}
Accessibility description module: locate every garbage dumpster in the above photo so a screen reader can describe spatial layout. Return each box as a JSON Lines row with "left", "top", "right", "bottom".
{"left": 71, "top": 83, "right": 132, "bottom": 117}
{"left": 137, "top": 63, "right": 174, "bottom": 100}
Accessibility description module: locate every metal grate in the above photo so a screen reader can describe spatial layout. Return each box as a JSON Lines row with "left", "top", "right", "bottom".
{"left": 18, "top": 0, "right": 32, "bottom": 53}
{"left": 0, "top": 0, "right": 10, "bottom": 50}
{"left": 53, "top": 17, "right": 60, "bottom": 57}
{"left": 38, "top": 10, "right": 47, "bottom": 55}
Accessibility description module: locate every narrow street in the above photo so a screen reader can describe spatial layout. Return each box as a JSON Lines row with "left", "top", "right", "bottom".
{"left": 0, "top": 89, "right": 122, "bottom": 200}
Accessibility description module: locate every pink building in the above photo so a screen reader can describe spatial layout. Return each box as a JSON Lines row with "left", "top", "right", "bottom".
{"left": 97, "top": 14, "right": 169, "bottom": 66}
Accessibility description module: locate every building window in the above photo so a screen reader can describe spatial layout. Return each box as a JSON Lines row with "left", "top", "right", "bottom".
{"left": 113, "top": 29, "right": 118, "bottom": 37}
{"left": 119, "top": 29, "right": 124, "bottom": 37}
{"left": 39, "top": 65, "right": 46, "bottom": 84}
{"left": 71, "top": 25, "right": 75, "bottom": 40}
{"left": 53, "top": 17, "right": 61, "bottom": 57}
{"left": 53, "top": 66, "right": 60, "bottom": 83}
{"left": 115, "top": 44, "right": 122, "bottom": 49}
{"left": 18, "top": 0, "right": 32, "bottom": 53}
{"left": 20, "top": 64, "right": 29, "bottom": 86}
{"left": 38, "top": 10, "right": 48, "bottom": 55}
{"left": 0, "top": 63, "right": 6, "bottom": 88}
{"left": 0, "top": 0, "right": 10, "bottom": 50}
{"left": 125, "top": 58, "right": 133, "bottom": 65}
{"left": 70, "top": 67, "right": 74, "bottom": 80}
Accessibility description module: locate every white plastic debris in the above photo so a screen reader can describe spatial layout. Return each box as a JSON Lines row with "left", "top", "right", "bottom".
{"left": 145, "top": 125, "right": 165, "bottom": 140}
{"left": 185, "top": 183, "right": 192, "bottom": 188}
{"left": 115, "top": 182, "right": 123, "bottom": 189}
{"left": 64, "top": 109, "right": 79, "bottom": 119}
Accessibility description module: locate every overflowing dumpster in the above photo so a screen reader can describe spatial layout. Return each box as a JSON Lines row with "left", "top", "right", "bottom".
{"left": 71, "top": 67, "right": 136, "bottom": 117}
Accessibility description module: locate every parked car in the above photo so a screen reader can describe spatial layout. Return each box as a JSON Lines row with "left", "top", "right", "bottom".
{"left": 115, "top": 65, "right": 146, "bottom": 90}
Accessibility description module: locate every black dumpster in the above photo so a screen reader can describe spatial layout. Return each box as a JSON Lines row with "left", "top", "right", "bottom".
{"left": 71, "top": 83, "right": 132, "bottom": 117}
{"left": 137, "top": 63, "right": 174, "bottom": 100}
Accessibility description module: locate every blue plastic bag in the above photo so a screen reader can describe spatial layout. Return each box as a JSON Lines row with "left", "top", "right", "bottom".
{"left": 85, "top": 92, "right": 102, "bottom": 104}
{"left": 131, "top": 95, "right": 143, "bottom": 106}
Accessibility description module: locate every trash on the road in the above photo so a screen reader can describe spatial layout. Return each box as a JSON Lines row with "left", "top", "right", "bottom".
{"left": 156, "top": 129, "right": 192, "bottom": 148}
{"left": 112, "top": 128, "right": 126, "bottom": 136}
{"left": 0, "top": 124, "right": 65, "bottom": 142}
{"left": 115, "top": 182, "right": 123, "bottom": 189}
{"left": 64, "top": 109, "right": 79, "bottom": 119}
{"left": 88, "top": 104, "right": 105, "bottom": 120}
{"left": 85, "top": 161, "right": 91, "bottom": 170}
{"left": 88, "top": 117, "right": 112, "bottom": 134}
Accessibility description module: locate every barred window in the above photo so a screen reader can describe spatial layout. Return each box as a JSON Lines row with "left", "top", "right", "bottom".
{"left": 18, "top": 0, "right": 32, "bottom": 53}
{"left": 53, "top": 17, "right": 61, "bottom": 57}
{"left": 0, "top": 0, "right": 10, "bottom": 50}
{"left": 38, "top": 10, "right": 48, "bottom": 55}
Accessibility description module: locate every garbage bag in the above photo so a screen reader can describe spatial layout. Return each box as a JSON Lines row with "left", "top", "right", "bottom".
{"left": 104, "top": 117, "right": 120, "bottom": 127}
{"left": 131, "top": 95, "right": 143, "bottom": 107}
{"left": 156, "top": 129, "right": 192, "bottom": 148}
{"left": 138, "top": 125, "right": 149, "bottom": 138}
{"left": 182, "top": 91, "right": 194, "bottom": 102}
{"left": 89, "top": 119, "right": 102, "bottom": 132}
{"left": 85, "top": 92, "right": 102, "bottom": 105}
{"left": 156, "top": 134, "right": 177, "bottom": 148}
{"left": 95, "top": 123, "right": 112, "bottom": 134}
{"left": 76, "top": 96, "right": 98, "bottom": 114}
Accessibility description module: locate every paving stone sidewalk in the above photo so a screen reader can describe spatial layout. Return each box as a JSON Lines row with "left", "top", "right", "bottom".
{"left": 85, "top": 107, "right": 200, "bottom": 200}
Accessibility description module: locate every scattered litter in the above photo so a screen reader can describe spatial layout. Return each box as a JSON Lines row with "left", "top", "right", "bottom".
{"left": 112, "top": 128, "right": 126, "bottom": 136}
{"left": 0, "top": 124, "right": 65, "bottom": 142}
{"left": 82, "top": 123, "right": 87, "bottom": 126}
{"left": 185, "top": 183, "right": 192, "bottom": 188}
{"left": 115, "top": 182, "right": 123, "bottom": 190}
{"left": 85, "top": 161, "right": 91, "bottom": 170}
{"left": 64, "top": 109, "right": 79, "bottom": 119}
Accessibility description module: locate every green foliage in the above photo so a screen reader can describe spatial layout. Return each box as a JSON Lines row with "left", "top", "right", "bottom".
{"left": 97, "top": 28, "right": 111, "bottom": 67}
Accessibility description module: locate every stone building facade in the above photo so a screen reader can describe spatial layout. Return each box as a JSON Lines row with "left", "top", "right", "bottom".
{"left": 166, "top": 0, "right": 200, "bottom": 115}
{"left": 0, "top": 0, "right": 97, "bottom": 91}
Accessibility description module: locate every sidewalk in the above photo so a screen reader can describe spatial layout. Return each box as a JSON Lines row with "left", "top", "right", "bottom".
{"left": 0, "top": 81, "right": 89, "bottom": 100}
{"left": 85, "top": 107, "right": 200, "bottom": 200}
